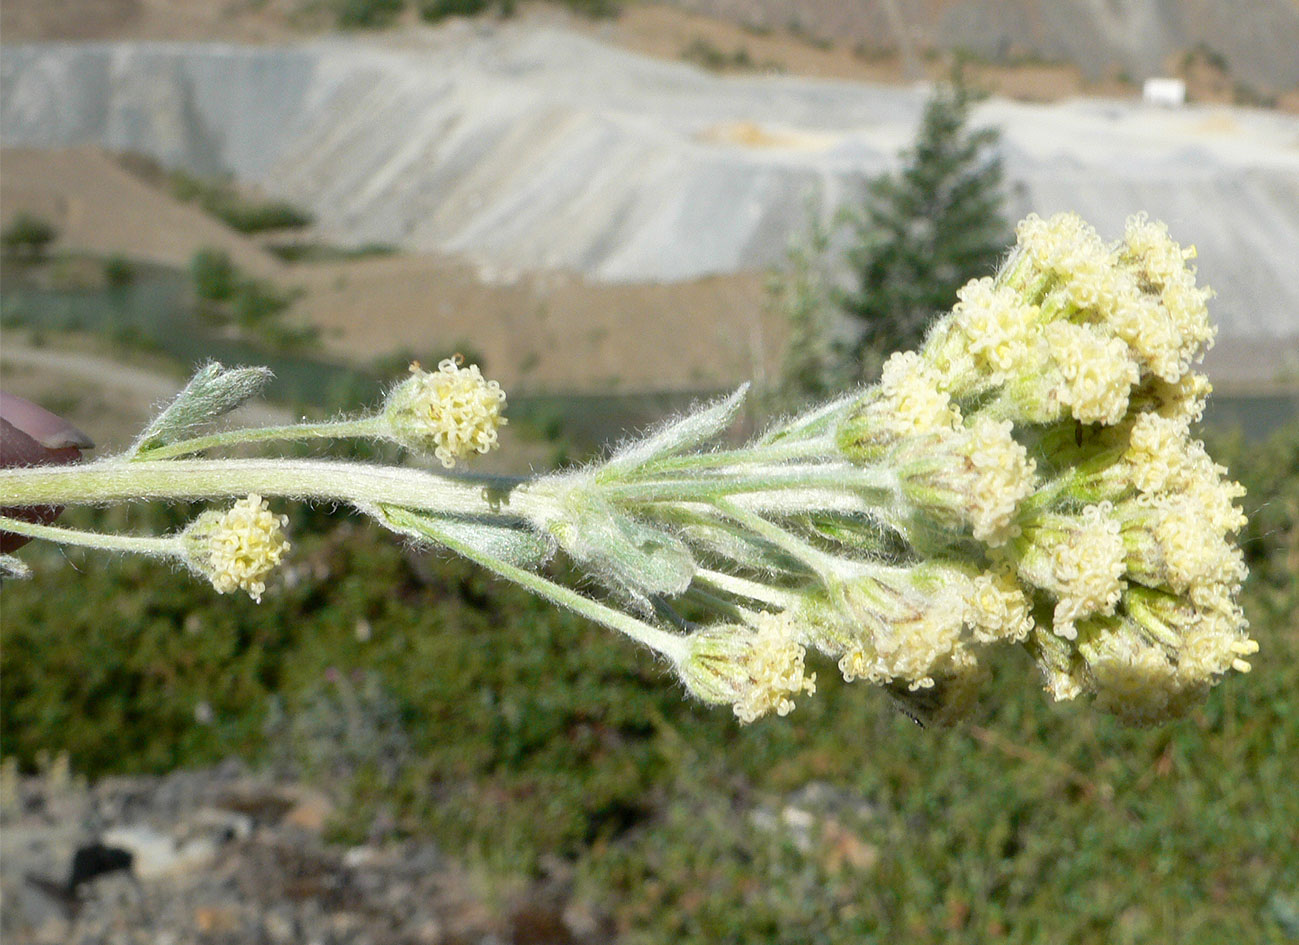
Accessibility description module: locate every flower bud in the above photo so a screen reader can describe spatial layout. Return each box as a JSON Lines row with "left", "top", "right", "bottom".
{"left": 1116, "top": 494, "right": 1243, "bottom": 597}
{"left": 1118, "top": 214, "right": 1215, "bottom": 373}
{"left": 966, "top": 566, "right": 1035, "bottom": 644}
{"left": 183, "top": 494, "right": 290, "bottom": 602}
{"left": 947, "top": 276, "right": 1042, "bottom": 386}
{"left": 1128, "top": 372, "right": 1212, "bottom": 426}
{"left": 1014, "top": 502, "right": 1126, "bottom": 639}
{"left": 382, "top": 358, "right": 507, "bottom": 468}
{"left": 818, "top": 564, "right": 971, "bottom": 689}
{"left": 678, "top": 612, "right": 817, "bottom": 724}
{"left": 1041, "top": 321, "right": 1139, "bottom": 426}
{"left": 1073, "top": 614, "right": 1193, "bottom": 726}
{"left": 892, "top": 417, "right": 1037, "bottom": 545}
{"left": 836, "top": 352, "right": 959, "bottom": 463}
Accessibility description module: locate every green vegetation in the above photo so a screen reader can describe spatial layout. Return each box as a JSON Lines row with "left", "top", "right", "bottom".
{"left": 264, "top": 240, "right": 398, "bottom": 264}
{"left": 331, "top": 0, "right": 618, "bottom": 28}
{"left": 679, "top": 38, "right": 782, "bottom": 74}
{"left": 189, "top": 248, "right": 317, "bottom": 352}
{"left": 2, "top": 419, "right": 1295, "bottom": 941}
{"left": 331, "top": 0, "right": 405, "bottom": 28}
{"left": 842, "top": 75, "right": 1009, "bottom": 369}
{"left": 770, "top": 77, "right": 1009, "bottom": 404}
{"left": 417, "top": 0, "right": 491, "bottom": 21}
{"left": 1, "top": 212, "right": 59, "bottom": 259}
{"left": 169, "top": 171, "right": 313, "bottom": 234}
{"left": 102, "top": 254, "right": 137, "bottom": 288}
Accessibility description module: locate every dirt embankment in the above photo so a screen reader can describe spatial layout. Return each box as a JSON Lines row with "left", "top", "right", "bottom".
{"left": 0, "top": 146, "right": 779, "bottom": 393}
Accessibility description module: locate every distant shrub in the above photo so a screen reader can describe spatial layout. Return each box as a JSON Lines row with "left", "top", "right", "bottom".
{"left": 169, "top": 171, "right": 313, "bottom": 234}
{"left": 418, "top": 0, "right": 615, "bottom": 22}
{"left": 556, "top": 0, "right": 618, "bottom": 17}
{"left": 190, "top": 248, "right": 238, "bottom": 302}
{"left": 102, "top": 254, "right": 137, "bottom": 288}
{"left": 188, "top": 248, "right": 315, "bottom": 351}
{"left": 230, "top": 279, "right": 296, "bottom": 329}
{"left": 1, "top": 212, "right": 58, "bottom": 258}
{"left": 213, "top": 199, "right": 314, "bottom": 234}
{"left": 418, "top": 0, "right": 488, "bottom": 21}
{"left": 334, "top": 0, "right": 406, "bottom": 28}
{"left": 265, "top": 241, "right": 398, "bottom": 264}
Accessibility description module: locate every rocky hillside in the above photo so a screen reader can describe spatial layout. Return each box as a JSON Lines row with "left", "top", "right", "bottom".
{"left": 665, "top": 0, "right": 1299, "bottom": 94}
{"left": 4, "top": 23, "right": 1298, "bottom": 366}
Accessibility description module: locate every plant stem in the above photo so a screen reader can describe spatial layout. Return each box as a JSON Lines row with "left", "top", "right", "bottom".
{"left": 713, "top": 499, "right": 841, "bottom": 581}
{"left": 0, "top": 514, "right": 182, "bottom": 557}
{"left": 599, "top": 464, "right": 897, "bottom": 504}
{"left": 612, "top": 435, "right": 834, "bottom": 479}
{"left": 411, "top": 514, "right": 689, "bottom": 663}
{"left": 138, "top": 417, "right": 384, "bottom": 461}
{"left": 694, "top": 568, "right": 799, "bottom": 608}
{"left": 0, "top": 458, "right": 545, "bottom": 520}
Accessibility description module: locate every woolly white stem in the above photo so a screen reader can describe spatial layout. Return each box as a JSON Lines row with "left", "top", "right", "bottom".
{"left": 0, "top": 514, "right": 183, "bottom": 558}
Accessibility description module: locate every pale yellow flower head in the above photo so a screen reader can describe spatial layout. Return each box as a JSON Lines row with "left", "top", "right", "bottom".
{"left": 184, "top": 494, "right": 290, "bottom": 602}
{"left": 1123, "top": 412, "right": 1194, "bottom": 495}
{"left": 830, "top": 566, "right": 973, "bottom": 689}
{"left": 893, "top": 417, "right": 1038, "bottom": 545}
{"left": 951, "top": 276, "right": 1042, "bottom": 382}
{"left": 837, "top": 351, "right": 961, "bottom": 462}
{"left": 1011, "top": 212, "right": 1134, "bottom": 320}
{"left": 1075, "top": 615, "right": 1189, "bottom": 726}
{"left": 1119, "top": 214, "right": 1216, "bottom": 371}
{"left": 1107, "top": 281, "right": 1186, "bottom": 383}
{"left": 879, "top": 351, "right": 961, "bottom": 435}
{"left": 384, "top": 358, "right": 507, "bottom": 468}
{"left": 1043, "top": 321, "right": 1139, "bottom": 426}
{"left": 679, "top": 612, "right": 817, "bottom": 724}
{"left": 1016, "top": 503, "right": 1126, "bottom": 639}
{"left": 966, "top": 567, "right": 1035, "bottom": 644}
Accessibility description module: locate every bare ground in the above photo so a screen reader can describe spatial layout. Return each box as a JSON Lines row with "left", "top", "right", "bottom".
{"left": 1, "top": 146, "right": 780, "bottom": 394}
{"left": 0, "top": 0, "right": 1207, "bottom": 106}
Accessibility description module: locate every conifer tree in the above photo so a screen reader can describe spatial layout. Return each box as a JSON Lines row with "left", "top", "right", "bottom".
{"left": 842, "top": 75, "right": 1010, "bottom": 372}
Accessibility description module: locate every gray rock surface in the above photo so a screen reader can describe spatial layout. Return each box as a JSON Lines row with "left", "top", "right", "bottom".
{"left": 3, "top": 22, "right": 1298, "bottom": 360}
{"left": 1, "top": 760, "right": 602, "bottom": 945}
{"left": 665, "top": 0, "right": 1299, "bottom": 93}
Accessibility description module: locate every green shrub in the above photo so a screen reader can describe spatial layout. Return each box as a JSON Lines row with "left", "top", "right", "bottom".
{"left": 211, "top": 199, "right": 313, "bottom": 234}
{"left": 1, "top": 212, "right": 58, "bottom": 258}
{"left": 103, "top": 254, "right": 137, "bottom": 288}
{"left": 264, "top": 241, "right": 398, "bottom": 263}
{"left": 169, "top": 171, "right": 313, "bottom": 234}
{"left": 417, "top": 0, "right": 488, "bottom": 21}
{"left": 190, "top": 248, "right": 238, "bottom": 302}
{"left": 334, "top": 0, "right": 405, "bottom": 28}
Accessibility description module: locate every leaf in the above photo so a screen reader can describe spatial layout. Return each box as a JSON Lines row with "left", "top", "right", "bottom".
{"left": 552, "top": 498, "right": 695, "bottom": 599}
{"left": 129, "top": 362, "right": 273, "bottom": 458}
{"left": 376, "top": 504, "right": 554, "bottom": 571}
{"left": 601, "top": 385, "right": 749, "bottom": 476}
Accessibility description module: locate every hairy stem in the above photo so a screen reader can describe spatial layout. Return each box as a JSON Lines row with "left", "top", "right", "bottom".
{"left": 138, "top": 417, "right": 385, "bottom": 461}
{"left": 413, "top": 514, "right": 689, "bottom": 663}
{"left": 0, "top": 458, "right": 547, "bottom": 520}
{"left": 0, "top": 514, "right": 183, "bottom": 558}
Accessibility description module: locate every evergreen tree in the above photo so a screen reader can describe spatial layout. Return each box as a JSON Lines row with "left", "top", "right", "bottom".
{"left": 842, "top": 75, "right": 1010, "bottom": 372}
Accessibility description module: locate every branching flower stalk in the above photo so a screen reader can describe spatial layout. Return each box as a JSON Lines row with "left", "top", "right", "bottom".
{"left": 0, "top": 217, "right": 1257, "bottom": 727}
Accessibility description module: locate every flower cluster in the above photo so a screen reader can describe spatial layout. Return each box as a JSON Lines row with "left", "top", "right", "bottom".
{"left": 183, "top": 494, "right": 290, "bottom": 602}
{"left": 383, "top": 358, "right": 507, "bottom": 467}
{"left": 677, "top": 213, "right": 1250, "bottom": 725}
